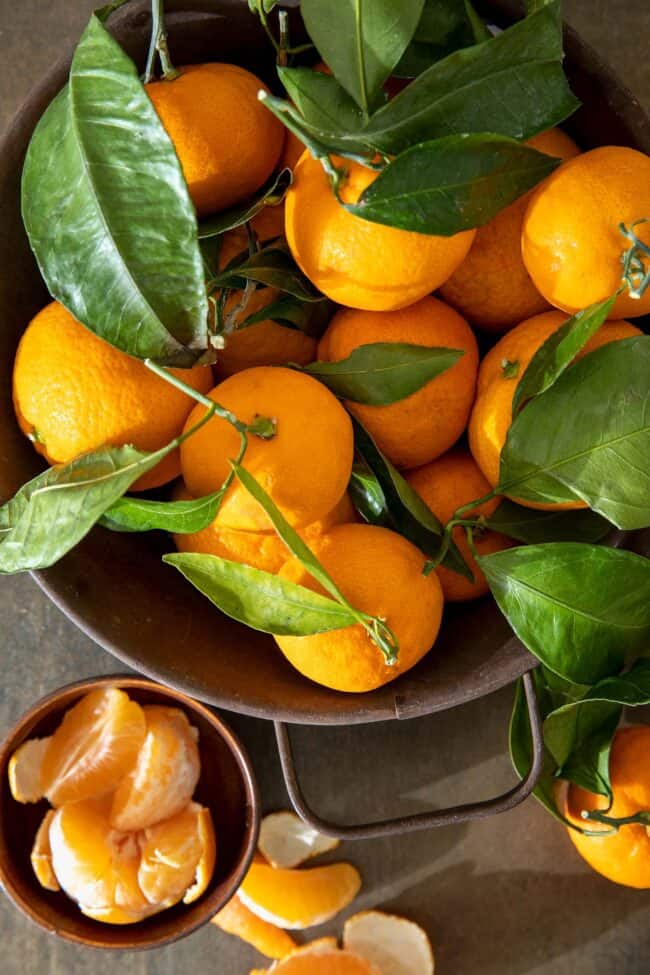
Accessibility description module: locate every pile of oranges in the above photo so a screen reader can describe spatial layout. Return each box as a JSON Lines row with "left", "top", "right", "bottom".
{"left": 8, "top": 688, "right": 215, "bottom": 923}
{"left": 11, "top": 59, "right": 650, "bottom": 699}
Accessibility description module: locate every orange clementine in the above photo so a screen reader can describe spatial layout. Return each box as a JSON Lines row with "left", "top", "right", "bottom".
{"left": 173, "top": 484, "right": 357, "bottom": 575}
{"left": 406, "top": 449, "right": 512, "bottom": 601}
{"left": 276, "top": 523, "right": 443, "bottom": 692}
{"left": 439, "top": 128, "right": 581, "bottom": 332}
{"left": 180, "top": 367, "right": 354, "bottom": 531}
{"left": 285, "top": 151, "right": 475, "bottom": 311}
{"left": 12, "top": 302, "right": 213, "bottom": 491}
{"left": 317, "top": 296, "right": 478, "bottom": 469}
{"left": 469, "top": 311, "right": 642, "bottom": 507}
{"left": 110, "top": 705, "right": 200, "bottom": 831}
{"left": 146, "top": 64, "right": 284, "bottom": 217}
{"left": 213, "top": 894, "right": 298, "bottom": 959}
{"left": 565, "top": 725, "right": 650, "bottom": 889}
{"left": 522, "top": 145, "right": 650, "bottom": 319}
{"left": 40, "top": 687, "right": 146, "bottom": 807}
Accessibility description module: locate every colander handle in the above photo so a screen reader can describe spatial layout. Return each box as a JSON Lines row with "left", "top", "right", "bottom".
{"left": 273, "top": 669, "right": 543, "bottom": 840}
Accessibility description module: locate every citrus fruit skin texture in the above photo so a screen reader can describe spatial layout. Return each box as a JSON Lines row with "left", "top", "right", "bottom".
{"left": 213, "top": 229, "right": 316, "bottom": 380}
{"left": 440, "top": 128, "right": 581, "bottom": 332}
{"left": 146, "top": 63, "right": 284, "bottom": 217}
{"left": 406, "top": 449, "right": 512, "bottom": 601}
{"left": 468, "top": 310, "right": 641, "bottom": 508}
{"left": 13, "top": 302, "right": 213, "bottom": 491}
{"left": 318, "top": 296, "right": 478, "bottom": 469}
{"left": 565, "top": 726, "right": 650, "bottom": 889}
{"left": 276, "top": 523, "right": 444, "bottom": 693}
{"left": 173, "top": 484, "right": 357, "bottom": 575}
{"left": 180, "top": 367, "right": 354, "bottom": 531}
{"left": 213, "top": 893, "right": 298, "bottom": 959}
{"left": 270, "top": 951, "right": 381, "bottom": 975}
{"left": 522, "top": 145, "right": 650, "bottom": 319}
{"left": 285, "top": 151, "right": 476, "bottom": 311}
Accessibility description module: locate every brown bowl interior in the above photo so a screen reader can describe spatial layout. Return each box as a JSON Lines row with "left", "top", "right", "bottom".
{"left": 0, "top": 676, "right": 259, "bottom": 950}
{"left": 0, "top": 1, "right": 649, "bottom": 726}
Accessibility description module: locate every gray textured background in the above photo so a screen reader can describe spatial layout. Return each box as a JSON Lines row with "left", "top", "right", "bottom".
{"left": 1, "top": 2, "right": 649, "bottom": 973}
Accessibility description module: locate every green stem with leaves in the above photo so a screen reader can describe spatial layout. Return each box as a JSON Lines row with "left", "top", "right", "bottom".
{"left": 144, "top": 0, "right": 179, "bottom": 83}
{"left": 582, "top": 808, "right": 650, "bottom": 831}
{"left": 620, "top": 219, "right": 650, "bottom": 299}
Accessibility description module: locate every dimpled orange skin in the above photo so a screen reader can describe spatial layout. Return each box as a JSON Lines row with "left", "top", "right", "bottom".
{"left": 173, "top": 483, "right": 357, "bottom": 575}
{"left": 439, "top": 128, "right": 581, "bottom": 333}
{"left": 317, "top": 297, "right": 478, "bottom": 469}
{"left": 405, "top": 449, "right": 512, "bottom": 601}
{"left": 285, "top": 151, "right": 476, "bottom": 311}
{"left": 469, "top": 310, "right": 642, "bottom": 508}
{"left": 522, "top": 146, "right": 650, "bottom": 319}
{"left": 275, "top": 523, "right": 444, "bottom": 693}
{"left": 12, "top": 302, "right": 213, "bottom": 491}
{"left": 213, "top": 230, "right": 316, "bottom": 379}
{"left": 565, "top": 726, "right": 650, "bottom": 889}
{"left": 146, "top": 64, "right": 285, "bottom": 217}
{"left": 180, "top": 367, "right": 354, "bottom": 531}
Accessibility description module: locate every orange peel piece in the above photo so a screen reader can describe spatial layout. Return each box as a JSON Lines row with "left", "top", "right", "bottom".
{"left": 30, "top": 809, "right": 59, "bottom": 891}
{"left": 258, "top": 811, "right": 340, "bottom": 869}
{"left": 8, "top": 737, "right": 51, "bottom": 803}
{"left": 212, "top": 893, "right": 297, "bottom": 959}
{"left": 343, "top": 910, "right": 435, "bottom": 975}
{"left": 239, "top": 861, "right": 361, "bottom": 929}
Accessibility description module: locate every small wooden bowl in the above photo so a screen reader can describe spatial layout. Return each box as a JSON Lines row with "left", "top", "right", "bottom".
{"left": 0, "top": 675, "right": 260, "bottom": 950}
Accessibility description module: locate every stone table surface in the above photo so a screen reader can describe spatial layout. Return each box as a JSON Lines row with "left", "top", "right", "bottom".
{"left": 1, "top": 2, "right": 649, "bottom": 973}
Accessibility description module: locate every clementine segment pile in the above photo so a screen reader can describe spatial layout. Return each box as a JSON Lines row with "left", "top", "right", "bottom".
{"left": 9, "top": 688, "right": 216, "bottom": 923}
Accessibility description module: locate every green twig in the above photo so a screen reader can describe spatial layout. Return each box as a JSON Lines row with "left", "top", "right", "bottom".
{"left": 620, "top": 219, "right": 650, "bottom": 299}
{"left": 144, "top": 0, "right": 179, "bottom": 83}
{"left": 582, "top": 808, "right": 650, "bottom": 831}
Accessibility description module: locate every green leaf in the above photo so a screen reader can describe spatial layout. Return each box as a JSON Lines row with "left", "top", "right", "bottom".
{"left": 277, "top": 67, "right": 366, "bottom": 139}
{"left": 101, "top": 490, "right": 225, "bottom": 534}
{"left": 485, "top": 500, "right": 612, "bottom": 545}
{"left": 499, "top": 336, "right": 650, "bottom": 528}
{"left": 240, "top": 295, "right": 334, "bottom": 339}
{"left": 197, "top": 169, "right": 293, "bottom": 240}
{"left": 349, "top": 463, "right": 391, "bottom": 526}
{"left": 352, "top": 418, "right": 473, "bottom": 581}
{"left": 210, "top": 247, "right": 322, "bottom": 301}
{"left": 163, "top": 553, "right": 357, "bottom": 635}
{"left": 346, "top": 134, "right": 558, "bottom": 235}
{"left": 300, "top": 0, "right": 425, "bottom": 113}
{"left": 464, "top": 0, "right": 490, "bottom": 43}
{"left": 0, "top": 443, "right": 174, "bottom": 572}
{"left": 512, "top": 296, "right": 616, "bottom": 415}
{"left": 302, "top": 342, "right": 462, "bottom": 405}
{"left": 479, "top": 543, "right": 650, "bottom": 685}
{"left": 544, "top": 699, "right": 621, "bottom": 785}
{"left": 21, "top": 16, "right": 208, "bottom": 366}
{"left": 360, "top": 2, "right": 579, "bottom": 155}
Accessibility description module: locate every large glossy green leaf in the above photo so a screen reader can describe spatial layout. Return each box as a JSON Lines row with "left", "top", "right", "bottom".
{"left": 21, "top": 16, "right": 208, "bottom": 365}
{"left": 300, "top": 0, "right": 425, "bottom": 113}
{"left": 198, "top": 169, "right": 292, "bottom": 240}
{"left": 346, "top": 134, "right": 558, "bottom": 234}
{"left": 349, "top": 463, "right": 391, "bottom": 526}
{"left": 479, "top": 543, "right": 650, "bottom": 684}
{"left": 395, "top": 0, "right": 487, "bottom": 76}
{"left": 0, "top": 443, "right": 174, "bottom": 572}
{"left": 499, "top": 337, "right": 650, "bottom": 528}
{"left": 277, "top": 67, "right": 366, "bottom": 139}
{"left": 512, "top": 297, "right": 616, "bottom": 415}
{"left": 241, "top": 295, "right": 334, "bottom": 339}
{"left": 101, "top": 490, "right": 225, "bottom": 534}
{"left": 360, "top": 1, "right": 578, "bottom": 154}
{"left": 209, "top": 247, "right": 322, "bottom": 301}
{"left": 485, "top": 500, "right": 612, "bottom": 545}
{"left": 163, "top": 553, "right": 357, "bottom": 635}
{"left": 302, "top": 343, "right": 462, "bottom": 404}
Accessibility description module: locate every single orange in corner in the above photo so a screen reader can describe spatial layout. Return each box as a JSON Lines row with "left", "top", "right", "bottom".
{"left": 318, "top": 296, "right": 478, "bottom": 469}
{"left": 522, "top": 145, "right": 650, "bottom": 319}
{"left": 276, "top": 523, "right": 443, "bottom": 693}
{"left": 285, "top": 151, "right": 475, "bottom": 311}
{"left": 146, "top": 64, "right": 285, "bottom": 217}
{"left": 180, "top": 367, "right": 354, "bottom": 531}
{"left": 12, "top": 302, "right": 213, "bottom": 491}
{"left": 565, "top": 725, "right": 650, "bottom": 889}
{"left": 468, "top": 310, "right": 642, "bottom": 508}
{"left": 406, "top": 449, "right": 512, "bottom": 601}
{"left": 439, "top": 127, "right": 581, "bottom": 333}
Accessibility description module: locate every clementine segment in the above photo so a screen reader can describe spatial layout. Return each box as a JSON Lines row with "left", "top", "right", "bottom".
{"left": 213, "top": 894, "right": 298, "bottom": 959}
{"left": 180, "top": 367, "right": 354, "bottom": 531}
{"left": 276, "top": 524, "right": 443, "bottom": 693}
{"left": 285, "top": 151, "right": 475, "bottom": 311}
{"left": 12, "top": 302, "right": 213, "bottom": 491}
{"left": 406, "top": 449, "right": 512, "bottom": 601}
{"left": 317, "top": 297, "right": 478, "bottom": 469}
{"left": 522, "top": 145, "right": 650, "bottom": 319}
{"left": 138, "top": 802, "right": 216, "bottom": 907}
{"left": 146, "top": 64, "right": 284, "bottom": 217}
{"left": 239, "top": 860, "right": 361, "bottom": 929}
{"left": 30, "top": 810, "right": 59, "bottom": 891}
